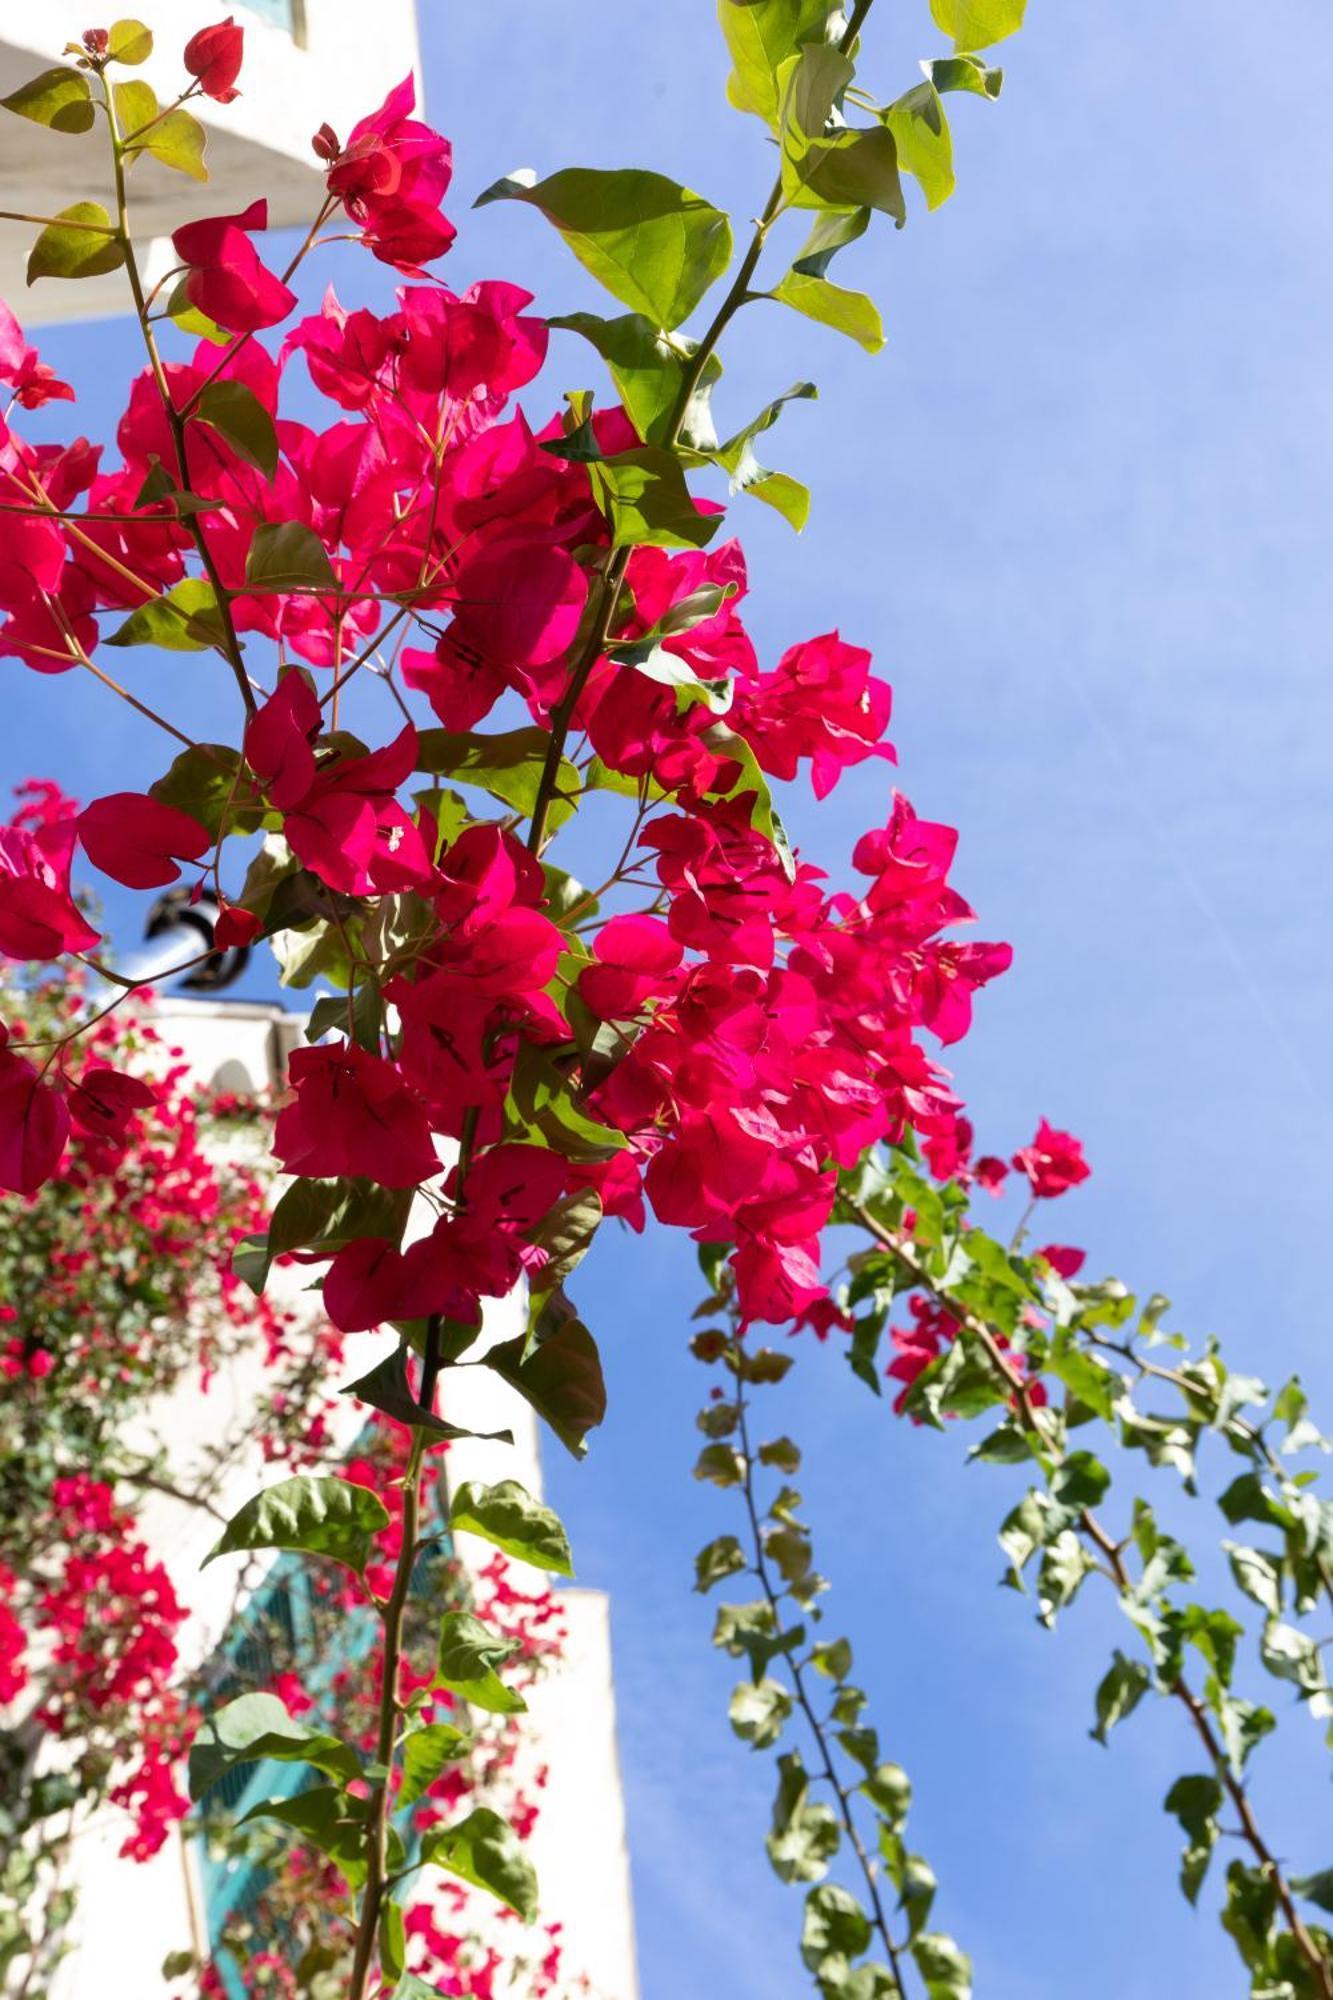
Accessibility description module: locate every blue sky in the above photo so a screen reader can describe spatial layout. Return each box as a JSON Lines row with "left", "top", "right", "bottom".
{"left": 8, "top": 2, "right": 1333, "bottom": 1994}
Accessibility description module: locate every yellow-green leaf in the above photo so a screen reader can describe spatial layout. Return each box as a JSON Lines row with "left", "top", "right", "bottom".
{"left": 476, "top": 166, "right": 731, "bottom": 332}
{"left": 929, "top": 0, "right": 1026, "bottom": 51}
{"left": 27, "top": 203, "right": 124, "bottom": 284}
{"left": 886, "top": 82, "right": 955, "bottom": 209}
{"left": 107, "top": 18, "right": 154, "bottom": 63}
{"left": 770, "top": 270, "right": 884, "bottom": 353}
{"left": 2, "top": 66, "right": 94, "bottom": 135}
{"left": 142, "top": 106, "right": 208, "bottom": 182}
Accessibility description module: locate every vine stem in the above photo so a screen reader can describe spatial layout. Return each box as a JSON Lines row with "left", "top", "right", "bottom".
{"left": 346, "top": 1100, "right": 481, "bottom": 1999}
{"left": 103, "top": 81, "right": 257, "bottom": 718}
{"left": 526, "top": 0, "right": 879, "bottom": 858}
{"left": 346, "top": 1424, "right": 425, "bottom": 2000}
{"left": 1086, "top": 1333, "right": 1333, "bottom": 1611}
{"left": 345, "top": 1309, "right": 444, "bottom": 2000}
{"left": 846, "top": 1200, "right": 1333, "bottom": 1999}
{"left": 733, "top": 1354, "right": 914, "bottom": 1998}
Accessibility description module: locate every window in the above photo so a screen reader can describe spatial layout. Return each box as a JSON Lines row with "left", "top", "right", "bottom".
{"left": 193, "top": 1466, "right": 453, "bottom": 1994}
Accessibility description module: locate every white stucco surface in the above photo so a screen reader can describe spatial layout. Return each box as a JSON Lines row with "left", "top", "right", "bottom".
{"left": 42, "top": 997, "right": 638, "bottom": 2000}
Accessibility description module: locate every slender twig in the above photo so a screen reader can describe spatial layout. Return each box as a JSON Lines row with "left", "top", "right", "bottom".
{"left": 527, "top": 0, "right": 877, "bottom": 857}
{"left": 733, "top": 1356, "right": 914, "bottom": 1996}
{"left": 104, "top": 83, "right": 257, "bottom": 718}
{"left": 846, "top": 1199, "right": 1333, "bottom": 1999}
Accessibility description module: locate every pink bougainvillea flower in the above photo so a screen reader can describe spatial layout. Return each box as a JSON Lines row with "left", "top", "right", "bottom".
{"left": 734, "top": 630, "right": 894, "bottom": 798}
{"left": 76, "top": 794, "right": 211, "bottom": 891}
{"left": 0, "top": 302, "right": 73, "bottom": 409}
{"left": 172, "top": 201, "right": 296, "bottom": 334}
{"left": 274, "top": 1042, "right": 439, "bottom": 1188}
{"left": 1037, "top": 1243, "right": 1087, "bottom": 1279}
{"left": 578, "top": 914, "right": 682, "bottom": 1022}
{"left": 0, "top": 814, "right": 99, "bottom": 961}
{"left": 1012, "top": 1119, "right": 1091, "bottom": 1200}
{"left": 66, "top": 1066, "right": 157, "bottom": 1141}
{"left": 244, "top": 671, "right": 322, "bottom": 809}
{"left": 213, "top": 899, "right": 262, "bottom": 949}
{"left": 973, "top": 1154, "right": 1009, "bottom": 1195}
{"left": 403, "top": 542, "right": 587, "bottom": 730}
{"left": 322, "top": 77, "right": 456, "bottom": 271}
{"left": 324, "top": 1141, "right": 570, "bottom": 1332}
{"left": 0, "top": 1051, "right": 69, "bottom": 1194}
{"left": 183, "top": 16, "right": 245, "bottom": 103}
{"left": 282, "top": 726, "right": 435, "bottom": 897}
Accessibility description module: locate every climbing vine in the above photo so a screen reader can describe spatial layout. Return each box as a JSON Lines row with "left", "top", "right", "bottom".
{"left": 0, "top": 5, "right": 1326, "bottom": 1999}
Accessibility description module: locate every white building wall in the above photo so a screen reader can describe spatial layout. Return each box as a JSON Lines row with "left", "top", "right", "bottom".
{"left": 0, "top": 0, "right": 423, "bottom": 324}
{"left": 45, "top": 997, "right": 639, "bottom": 2000}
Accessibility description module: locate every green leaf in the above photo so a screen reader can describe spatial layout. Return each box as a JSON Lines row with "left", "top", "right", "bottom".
{"left": 781, "top": 125, "right": 906, "bottom": 226}
{"left": 862, "top": 1762, "right": 912, "bottom": 1824}
{"left": 886, "top": 83, "right": 955, "bottom": 209}
{"left": 791, "top": 205, "right": 871, "bottom": 278}
{"left": 380, "top": 1901, "right": 406, "bottom": 1985}
{"left": 1220, "top": 1860, "right": 1280, "bottom": 1972}
{"left": 138, "top": 106, "right": 207, "bottom": 181}
{"left": 191, "top": 378, "right": 279, "bottom": 478}
{"left": 476, "top": 167, "right": 732, "bottom": 330}
{"left": 448, "top": 1479, "right": 573, "bottom": 1575}
{"left": 108, "top": 19, "right": 154, "bottom": 63}
{"left": 1260, "top": 1619, "right": 1329, "bottom": 1700}
{"left": 484, "top": 1318, "right": 607, "bottom": 1459}
{"left": 1051, "top": 1449, "right": 1111, "bottom": 1509}
{"left": 342, "top": 1343, "right": 510, "bottom": 1446}
{"left": 527, "top": 1189, "right": 603, "bottom": 1296}
{"left": 768, "top": 1755, "right": 839, "bottom": 1882}
{"left": 436, "top": 1611, "right": 526, "bottom": 1716}
{"left": 112, "top": 80, "right": 158, "bottom": 143}
{"left": 777, "top": 42, "right": 854, "bottom": 153}
{"left": 911, "top": 1934, "right": 974, "bottom": 2000}
{"left": 105, "top": 578, "right": 226, "bottom": 653}
{"left": 589, "top": 447, "right": 718, "bottom": 549}
{"left": 923, "top": 54, "right": 1004, "bottom": 98}
{"left": 391, "top": 1979, "right": 445, "bottom": 2000}
{"left": 239, "top": 1176, "right": 414, "bottom": 1294}
{"left": 504, "top": 1041, "right": 626, "bottom": 1163}
{"left": 801, "top": 1883, "right": 872, "bottom": 1976}
{"left": 240, "top": 1785, "right": 370, "bottom": 1890}
{"left": 694, "top": 1442, "right": 745, "bottom": 1488}
{"left": 713, "top": 381, "right": 817, "bottom": 530}
{"left": 1090, "top": 1651, "right": 1151, "bottom": 1744}
{"left": 769, "top": 270, "right": 884, "bottom": 354}
{"left": 150, "top": 742, "right": 261, "bottom": 839}
{"left": 415, "top": 725, "right": 579, "bottom": 832}
{"left": 730, "top": 1676, "right": 793, "bottom": 1750}
{"left": 27, "top": 203, "right": 125, "bottom": 283}
{"left": 759, "top": 1436, "right": 802, "bottom": 1473}
{"left": 245, "top": 521, "right": 338, "bottom": 594}
{"left": 695, "top": 1534, "right": 748, "bottom": 1592}
{"left": 420, "top": 1807, "right": 538, "bottom": 1921}
{"left": 396, "top": 1721, "right": 470, "bottom": 1813}
{"left": 1222, "top": 1542, "right": 1283, "bottom": 1617}
{"left": 1164, "top": 1773, "right": 1223, "bottom": 1904}
{"left": 2, "top": 66, "right": 95, "bottom": 134}
{"left": 718, "top": 0, "right": 838, "bottom": 129}
{"left": 204, "top": 1475, "right": 389, "bottom": 1573}
{"left": 929, "top": 0, "right": 1027, "bottom": 51}
{"left": 549, "top": 312, "right": 721, "bottom": 448}
{"left": 188, "top": 1692, "right": 361, "bottom": 1800}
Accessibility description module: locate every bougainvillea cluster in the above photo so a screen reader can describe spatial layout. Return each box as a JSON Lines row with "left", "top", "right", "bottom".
{"left": 888, "top": 1114, "right": 1091, "bottom": 1412}
{"left": 197, "top": 1421, "right": 572, "bottom": 2000}
{"left": 0, "top": 12, "right": 1030, "bottom": 1998}
{"left": 0, "top": 873, "right": 336, "bottom": 1871}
